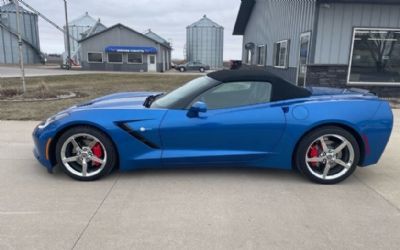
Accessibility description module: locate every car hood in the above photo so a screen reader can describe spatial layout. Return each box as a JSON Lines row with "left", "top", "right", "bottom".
{"left": 70, "top": 92, "right": 161, "bottom": 111}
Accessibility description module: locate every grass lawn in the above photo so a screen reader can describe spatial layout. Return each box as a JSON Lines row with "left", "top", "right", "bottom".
{"left": 0, "top": 74, "right": 198, "bottom": 120}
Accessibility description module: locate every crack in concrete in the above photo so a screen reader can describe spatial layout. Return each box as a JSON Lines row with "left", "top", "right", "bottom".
{"left": 354, "top": 174, "right": 400, "bottom": 213}
{"left": 71, "top": 173, "right": 120, "bottom": 250}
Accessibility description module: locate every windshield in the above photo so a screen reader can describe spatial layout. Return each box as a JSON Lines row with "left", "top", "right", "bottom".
{"left": 150, "top": 76, "right": 219, "bottom": 109}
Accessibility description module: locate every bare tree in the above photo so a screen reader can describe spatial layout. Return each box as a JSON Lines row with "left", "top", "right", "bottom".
{"left": 360, "top": 31, "right": 397, "bottom": 73}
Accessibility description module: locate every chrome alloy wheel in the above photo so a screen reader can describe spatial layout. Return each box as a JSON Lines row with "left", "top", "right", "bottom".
{"left": 305, "top": 134, "right": 355, "bottom": 181}
{"left": 60, "top": 133, "right": 107, "bottom": 177}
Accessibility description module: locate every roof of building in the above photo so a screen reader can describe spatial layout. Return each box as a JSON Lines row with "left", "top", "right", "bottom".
{"left": 144, "top": 30, "right": 171, "bottom": 47}
{"left": 233, "top": 0, "right": 400, "bottom": 35}
{"left": 187, "top": 15, "right": 223, "bottom": 29}
{"left": 207, "top": 69, "right": 311, "bottom": 101}
{"left": 80, "top": 20, "right": 107, "bottom": 39}
{"left": 0, "top": 1, "right": 33, "bottom": 14}
{"left": 78, "top": 23, "right": 172, "bottom": 49}
{"left": 233, "top": 0, "right": 255, "bottom": 35}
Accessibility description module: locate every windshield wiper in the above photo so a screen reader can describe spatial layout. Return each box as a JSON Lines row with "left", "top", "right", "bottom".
{"left": 143, "top": 93, "right": 164, "bottom": 108}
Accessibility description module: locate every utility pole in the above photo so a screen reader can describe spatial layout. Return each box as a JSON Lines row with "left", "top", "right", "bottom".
{"left": 13, "top": 0, "right": 26, "bottom": 93}
{"left": 64, "top": 0, "right": 71, "bottom": 69}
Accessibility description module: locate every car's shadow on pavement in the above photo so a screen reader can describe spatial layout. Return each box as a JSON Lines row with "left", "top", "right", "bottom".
{"left": 35, "top": 161, "right": 365, "bottom": 186}
{"left": 122, "top": 167, "right": 300, "bottom": 179}
{"left": 46, "top": 164, "right": 302, "bottom": 181}
{"left": 115, "top": 167, "right": 359, "bottom": 186}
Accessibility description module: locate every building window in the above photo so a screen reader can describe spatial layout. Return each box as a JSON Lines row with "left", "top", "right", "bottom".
{"left": 149, "top": 55, "right": 156, "bottom": 64}
{"left": 244, "top": 43, "right": 255, "bottom": 65}
{"left": 127, "top": 53, "right": 143, "bottom": 64}
{"left": 348, "top": 28, "right": 400, "bottom": 85}
{"left": 257, "top": 45, "right": 266, "bottom": 66}
{"left": 108, "top": 53, "right": 123, "bottom": 63}
{"left": 274, "top": 40, "right": 289, "bottom": 68}
{"left": 245, "top": 49, "right": 253, "bottom": 65}
{"left": 87, "top": 52, "right": 103, "bottom": 63}
{"left": 297, "top": 32, "right": 311, "bottom": 86}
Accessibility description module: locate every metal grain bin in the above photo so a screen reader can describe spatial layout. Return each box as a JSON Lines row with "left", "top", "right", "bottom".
{"left": 64, "top": 12, "right": 106, "bottom": 65}
{"left": 186, "top": 15, "right": 224, "bottom": 70}
{"left": 0, "top": 1, "right": 42, "bottom": 64}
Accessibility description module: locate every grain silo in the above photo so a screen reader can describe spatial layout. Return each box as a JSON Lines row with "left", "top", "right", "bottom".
{"left": 186, "top": 15, "right": 223, "bottom": 70}
{"left": 0, "top": 1, "right": 42, "bottom": 64}
{"left": 64, "top": 12, "right": 106, "bottom": 65}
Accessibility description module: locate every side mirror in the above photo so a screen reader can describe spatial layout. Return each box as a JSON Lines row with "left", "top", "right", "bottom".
{"left": 187, "top": 101, "right": 207, "bottom": 118}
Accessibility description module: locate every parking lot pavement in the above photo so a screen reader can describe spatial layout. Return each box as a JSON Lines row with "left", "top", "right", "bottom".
{"left": 0, "top": 111, "right": 399, "bottom": 250}
{"left": 0, "top": 65, "right": 205, "bottom": 78}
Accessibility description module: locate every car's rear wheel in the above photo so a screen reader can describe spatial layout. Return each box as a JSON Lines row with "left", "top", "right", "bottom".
{"left": 179, "top": 67, "right": 186, "bottom": 72}
{"left": 295, "top": 126, "right": 360, "bottom": 184}
{"left": 199, "top": 67, "right": 205, "bottom": 72}
{"left": 55, "top": 126, "right": 117, "bottom": 181}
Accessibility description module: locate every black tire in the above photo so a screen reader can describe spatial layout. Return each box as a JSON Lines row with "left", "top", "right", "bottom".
{"left": 199, "top": 67, "right": 205, "bottom": 72}
{"left": 295, "top": 126, "right": 360, "bottom": 184}
{"left": 55, "top": 126, "right": 117, "bottom": 181}
{"left": 179, "top": 67, "right": 186, "bottom": 72}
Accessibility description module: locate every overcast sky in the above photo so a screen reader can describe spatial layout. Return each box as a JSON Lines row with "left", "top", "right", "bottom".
{"left": 23, "top": 0, "right": 243, "bottom": 60}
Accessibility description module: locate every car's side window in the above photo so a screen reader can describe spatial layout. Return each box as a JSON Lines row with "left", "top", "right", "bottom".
{"left": 193, "top": 81, "right": 272, "bottom": 110}
{"left": 212, "top": 82, "right": 251, "bottom": 93}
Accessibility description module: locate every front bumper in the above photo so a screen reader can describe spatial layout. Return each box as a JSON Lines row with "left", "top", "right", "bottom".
{"left": 32, "top": 124, "right": 56, "bottom": 172}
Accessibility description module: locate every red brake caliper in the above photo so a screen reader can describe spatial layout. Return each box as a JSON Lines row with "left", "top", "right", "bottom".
{"left": 308, "top": 144, "right": 320, "bottom": 168}
{"left": 91, "top": 143, "right": 103, "bottom": 167}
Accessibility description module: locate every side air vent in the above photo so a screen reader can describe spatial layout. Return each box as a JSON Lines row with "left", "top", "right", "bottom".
{"left": 117, "top": 123, "right": 160, "bottom": 149}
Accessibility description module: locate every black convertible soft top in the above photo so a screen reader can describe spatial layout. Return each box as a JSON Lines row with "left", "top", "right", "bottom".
{"left": 207, "top": 69, "right": 311, "bottom": 102}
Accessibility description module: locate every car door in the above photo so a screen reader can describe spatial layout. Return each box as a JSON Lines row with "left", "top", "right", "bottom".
{"left": 159, "top": 81, "right": 286, "bottom": 166}
{"left": 186, "top": 62, "right": 195, "bottom": 71}
{"left": 193, "top": 62, "right": 201, "bottom": 71}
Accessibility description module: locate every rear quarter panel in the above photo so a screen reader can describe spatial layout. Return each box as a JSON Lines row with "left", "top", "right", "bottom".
{"left": 266, "top": 97, "right": 393, "bottom": 169}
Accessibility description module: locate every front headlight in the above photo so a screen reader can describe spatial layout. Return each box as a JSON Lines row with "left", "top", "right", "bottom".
{"left": 38, "top": 113, "right": 69, "bottom": 129}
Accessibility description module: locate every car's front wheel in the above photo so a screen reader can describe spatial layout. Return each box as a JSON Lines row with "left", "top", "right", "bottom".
{"left": 179, "top": 67, "right": 186, "bottom": 72}
{"left": 295, "top": 126, "right": 360, "bottom": 184}
{"left": 199, "top": 67, "right": 205, "bottom": 72}
{"left": 55, "top": 126, "right": 117, "bottom": 181}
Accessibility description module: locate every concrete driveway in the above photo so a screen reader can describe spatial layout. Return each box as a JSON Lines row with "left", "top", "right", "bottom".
{"left": 0, "top": 111, "right": 399, "bottom": 250}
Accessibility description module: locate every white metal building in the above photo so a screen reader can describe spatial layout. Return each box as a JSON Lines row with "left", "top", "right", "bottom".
{"left": 234, "top": 0, "right": 400, "bottom": 97}
{"left": 0, "top": 1, "right": 42, "bottom": 64}
{"left": 79, "top": 24, "right": 172, "bottom": 72}
{"left": 64, "top": 12, "right": 106, "bottom": 65}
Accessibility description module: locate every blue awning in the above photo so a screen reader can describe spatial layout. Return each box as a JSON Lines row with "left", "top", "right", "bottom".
{"left": 105, "top": 46, "right": 157, "bottom": 54}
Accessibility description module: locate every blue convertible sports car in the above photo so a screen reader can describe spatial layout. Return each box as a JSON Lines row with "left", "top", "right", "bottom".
{"left": 33, "top": 70, "right": 393, "bottom": 184}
